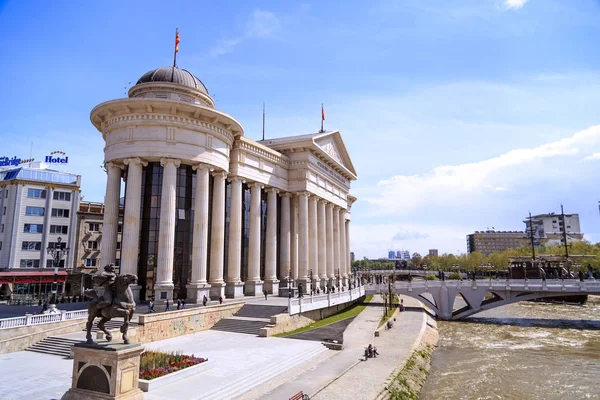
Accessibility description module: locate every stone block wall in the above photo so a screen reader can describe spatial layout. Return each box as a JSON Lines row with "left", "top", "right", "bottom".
{"left": 0, "top": 320, "right": 88, "bottom": 354}
{"left": 260, "top": 299, "right": 360, "bottom": 337}
{"left": 135, "top": 301, "right": 245, "bottom": 343}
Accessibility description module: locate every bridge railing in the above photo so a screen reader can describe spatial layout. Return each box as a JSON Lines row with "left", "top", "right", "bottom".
{"left": 0, "top": 309, "right": 89, "bottom": 330}
{"left": 288, "top": 286, "right": 366, "bottom": 315}
{"left": 366, "top": 279, "right": 600, "bottom": 293}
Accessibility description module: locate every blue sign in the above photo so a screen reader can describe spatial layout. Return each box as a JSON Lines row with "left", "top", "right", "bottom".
{"left": 0, "top": 156, "right": 23, "bottom": 167}
{"left": 45, "top": 151, "right": 68, "bottom": 164}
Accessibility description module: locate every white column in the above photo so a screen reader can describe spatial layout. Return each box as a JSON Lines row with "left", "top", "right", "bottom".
{"left": 187, "top": 164, "right": 211, "bottom": 303}
{"left": 318, "top": 199, "right": 327, "bottom": 288}
{"left": 39, "top": 186, "right": 54, "bottom": 269}
{"left": 209, "top": 170, "right": 227, "bottom": 299}
{"left": 245, "top": 182, "right": 263, "bottom": 296}
{"left": 339, "top": 207, "right": 348, "bottom": 286}
{"left": 120, "top": 158, "right": 146, "bottom": 300}
{"left": 121, "top": 158, "right": 145, "bottom": 274}
{"left": 346, "top": 219, "right": 351, "bottom": 285}
{"left": 280, "top": 193, "right": 291, "bottom": 287}
{"left": 291, "top": 194, "right": 299, "bottom": 283}
{"left": 264, "top": 188, "right": 279, "bottom": 294}
{"left": 154, "top": 158, "right": 180, "bottom": 304}
{"left": 308, "top": 195, "right": 318, "bottom": 293}
{"left": 297, "top": 192, "right": 309, "bottom": 293}
{"left": 99, "top": 162, "right": 122, "bottom": 267}
{"left": 326, "top": 203, "right": 334, "bottom": 285}
{"left": 225, "top": 176, "right": 244, "bottom": 298}
{"left": 333, "top": 206, "right": 340, "bottom": 288}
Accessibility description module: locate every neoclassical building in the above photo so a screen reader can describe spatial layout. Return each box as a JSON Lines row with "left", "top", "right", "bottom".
{"left": 91, "top": 66, "right": 357, "bottom": 303}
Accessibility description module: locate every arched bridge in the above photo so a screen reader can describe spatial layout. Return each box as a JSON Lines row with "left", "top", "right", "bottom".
{"left": 365, "top": 280, "right": 600, "bottom": 320}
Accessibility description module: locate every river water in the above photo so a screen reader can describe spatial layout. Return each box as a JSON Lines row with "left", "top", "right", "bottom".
{"left": 421, "top": 296, "right": 600, "bottom": 400}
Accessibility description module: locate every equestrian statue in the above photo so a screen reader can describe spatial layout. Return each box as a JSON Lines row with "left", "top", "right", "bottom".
{"left": 84, "top": 264, "right": 137, "bottom": 344}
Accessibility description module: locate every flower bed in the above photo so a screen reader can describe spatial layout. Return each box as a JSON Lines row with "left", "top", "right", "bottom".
{"left": 139, "top": 350, "right": 207, "bottom": 380}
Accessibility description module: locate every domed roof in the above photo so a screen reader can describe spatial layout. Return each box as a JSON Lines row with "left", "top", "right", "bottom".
{"left": 136, "top": 67, "right": 208, "bottom": 95}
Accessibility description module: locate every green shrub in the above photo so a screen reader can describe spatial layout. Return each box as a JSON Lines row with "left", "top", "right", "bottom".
{"left": 448, "top": 272, "right": 462, "bottom": 280}
{"left": 425, "top": 274, "right": 437, "bottom": 280}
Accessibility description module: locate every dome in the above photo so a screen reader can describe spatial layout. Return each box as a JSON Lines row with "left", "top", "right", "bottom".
{"left": 136, "top": 66, "right": 209, "bottom": 95}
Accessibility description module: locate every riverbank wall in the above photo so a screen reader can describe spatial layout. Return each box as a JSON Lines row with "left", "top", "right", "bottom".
{"left": 376, "top": 303, "right": 439, "bottom": 400}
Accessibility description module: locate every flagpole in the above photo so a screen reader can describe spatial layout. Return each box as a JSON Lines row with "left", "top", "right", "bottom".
{"left": 262, "top": 102, "right": 266, "bottom": 141}
{"left": 171, "top": 28, "right": 178, "bottom": 82}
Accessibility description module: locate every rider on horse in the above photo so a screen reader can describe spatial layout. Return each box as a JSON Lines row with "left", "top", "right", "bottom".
{"left": 91, "top": 264, "right": 117, "bottom": 309}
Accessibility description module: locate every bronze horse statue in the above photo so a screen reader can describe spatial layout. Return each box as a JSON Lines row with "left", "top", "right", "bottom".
{"left": 84, "top": 273, "right": 137, "bottom": 344}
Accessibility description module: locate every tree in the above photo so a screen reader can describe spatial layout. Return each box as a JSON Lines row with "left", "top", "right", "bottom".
{"left": 410, "top": 253, "right": 422, "bottom": 268}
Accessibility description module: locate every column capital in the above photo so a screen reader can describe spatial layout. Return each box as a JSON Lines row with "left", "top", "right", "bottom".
{"left": 280, "top": 192, "right": 293, "bottom": 198}
{"left": 297, "top": 191, "right": 310, "bottom": 198}
{"left": 248, "top": 181, "right": 264, "bottom": 189}
{"left": 123, "top": 157, "right": 148, "bottom": 167}
{"left": 228, "top": 176, "right": 245, "bottom": 184}
{"left": 105, "top": 161, "right": 124, "bottom": 170}
{"left": 211, "top": 170, "right": 228, "bottom": 179}
{"left": 160, "top": 158, "right": 181, "bottom": 168}
{"left": 318, "top": 199, "right": 328, "bottom": 205}
{"left": 192, "top": 162, "right": 213, "bottom": 172}
{"left": 265, "top": 187, "right": 279, "bottom": 194}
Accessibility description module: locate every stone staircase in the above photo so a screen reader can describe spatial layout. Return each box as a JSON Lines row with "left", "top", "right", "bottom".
{"left": 85, "top": 319, "right": 139, "bottom": 332}
{"left": 202, "top": 342, "right": 327, "bottom": 400}
{"left": 26, "top": 336, "right": 80, "bottom": 358}
{"left": 210, "top": 304, "right": 287, "bottom": 335}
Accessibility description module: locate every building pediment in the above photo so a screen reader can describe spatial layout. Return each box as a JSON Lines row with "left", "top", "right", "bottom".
{"left": 260, "top": 130, "right": 357, "bottom": 180}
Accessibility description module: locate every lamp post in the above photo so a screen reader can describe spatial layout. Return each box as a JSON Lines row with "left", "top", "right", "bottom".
{"left": 309, "top": 268, "right": 313, "bottom": 295}
{"left": 46, "top": 236, "right": 69, "bottom": 313}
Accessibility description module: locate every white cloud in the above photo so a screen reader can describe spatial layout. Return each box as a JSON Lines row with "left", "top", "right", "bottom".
{"left": 211, "top": 10, "right": 281, "bottom": 56}
{"left": 504, "top": 0, "right": 528, "bottom": 10}
{"left": 583, "top": 152, "right": 600, "bottom": 161}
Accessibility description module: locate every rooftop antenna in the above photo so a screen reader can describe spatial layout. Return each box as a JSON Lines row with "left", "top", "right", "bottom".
{"left": 262, "top": 102, "right": 266, "bottom": 141}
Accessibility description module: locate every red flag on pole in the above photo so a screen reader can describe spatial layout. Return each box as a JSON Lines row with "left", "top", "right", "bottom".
{"left": 321, "top": 104, "right": 325, "bottom": 121}
{"left": 175, "top": 29, "right": 180, "bottom": 53}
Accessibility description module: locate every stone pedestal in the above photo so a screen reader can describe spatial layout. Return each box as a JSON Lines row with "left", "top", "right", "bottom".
{"left": 62, "top": 342, "right": 144, "bottom": 400}
{"left": 263, "top": 280, "right": 279, "bottom": 295}
{"left": 279, "top": 286, "right": 297, "bottom": 298}
{"left": 225, "top": 282, "right": 245, "bottom": 299}
{"left": 209, "top": 282, "right": 226, "bottom": 300}
{"left": 153, "top": 283, "right": 173, "bottom": 306}
{"left": 186, "top": 283, "right": 211, "bottom": 304}
{"left": 130, "top": 285, "right": 142, "bottom": 302}
{"left": 245, "top": 281, "right": 264, "bottom": 297}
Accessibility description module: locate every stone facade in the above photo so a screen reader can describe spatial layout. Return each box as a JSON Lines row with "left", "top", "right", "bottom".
{"left": 92, "top": 66, "right": 358, "bottom": 304}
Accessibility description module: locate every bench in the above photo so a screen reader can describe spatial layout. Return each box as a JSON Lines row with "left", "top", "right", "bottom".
{"left": 290, "top": 391, "right": 309, "bottom": 400}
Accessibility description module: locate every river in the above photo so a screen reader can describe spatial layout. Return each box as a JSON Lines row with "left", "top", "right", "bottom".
{"left": 421, "top": 295, "right": 600, "bottom": 399}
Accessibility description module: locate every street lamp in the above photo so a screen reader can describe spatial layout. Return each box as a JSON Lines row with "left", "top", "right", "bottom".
{"left": 309, "top": 268, "right": 313, "bottom": 295}
{"left": 46, "top": 236, "right": 69, "bottom": 313}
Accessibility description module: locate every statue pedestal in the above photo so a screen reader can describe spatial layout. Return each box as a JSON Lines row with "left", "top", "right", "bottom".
{"left": 62, "top": 342, "right": 144, "bottom": 400}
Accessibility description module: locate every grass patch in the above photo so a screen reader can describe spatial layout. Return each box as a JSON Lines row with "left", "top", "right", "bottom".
{"left": 378, "top": 294, "right": 400, "bottom": 328}
{"left": 274, "top": 295, "right": 372, "bottom": 337}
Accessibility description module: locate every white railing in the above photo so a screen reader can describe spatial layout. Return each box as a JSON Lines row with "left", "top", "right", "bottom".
{"left": 288, "top": 286, "right": 366, "bottom": 315}
{"left": 0, "top": 309, "right": 88, "bottom": 330}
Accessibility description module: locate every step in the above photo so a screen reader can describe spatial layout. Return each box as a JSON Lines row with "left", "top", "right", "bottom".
{"left": 25, "top": 336, "right": 80, "bottom": 358}
{"left": 202, "top": 344, "right": 327, "bottom": 400}
{"left": 234, "top": 305, "right": 288, "bottom": 319}
{"left": 26, "top": 348, "right": 71, "bottom": 357}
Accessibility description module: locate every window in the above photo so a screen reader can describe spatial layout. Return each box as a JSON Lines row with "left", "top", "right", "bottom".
{"left": 46, "top": 259, "right": 64, "bottom": 268}
{"left": 22, "top": 241, "right": 42, "bottom": 251}
{"left": 0, "top": 242, "right": 2, "bottom": 251}
{"left": 88, "top": 223, "right": 101, "bottom": 232}
{"left": 117, "top": 223, "right": 123, "bottom": 233}
{"left": 2, "top": 206, "right": 5, "bottom": 215}
{"left": 48, "top": 241, "right": 67, "bottom": 250}
{"left": 27, "top": 188, "right": 46, "bottom": 199}
{"left": 50, "top": 225, "right": 68, "bottom": 234}
{"left": 53, "top": 191, "right": 71, "bottom": 201}
{"left": 1, "top": 224, "right": 3, "bottom": 233}
{"left": 85, "top": 258, "right": 98, "bottom": 267}
{"left": 20, "top": 259, "right": 40, "bottom": 268}
{"left": 24, "top": 223, "right": 43, "bottom": 233}
{"left": 25, "top": 206, "right": 45, "bottom": 216}
{"left": 116, "top": 242, "right": 121, "bottom": 250}
{"left": 87, "top": 241, "right": 99, "bottom": 250}
{"left": 51, "top": 208, "right": 70, "bottom": 218}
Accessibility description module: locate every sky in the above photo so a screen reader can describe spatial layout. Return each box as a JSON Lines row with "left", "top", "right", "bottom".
{"left": 2, "top": 0, "right": 600, "bottom": 259}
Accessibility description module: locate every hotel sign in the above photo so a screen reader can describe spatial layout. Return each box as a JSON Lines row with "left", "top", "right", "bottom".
{"left": 0, "top": 156, "right": 34, "bottom": 167}
{"left": 317, "top": 161, "right": 347, "bottom": 185}
{"left": 45, "top": 151, "right": 69, "bottom": 164}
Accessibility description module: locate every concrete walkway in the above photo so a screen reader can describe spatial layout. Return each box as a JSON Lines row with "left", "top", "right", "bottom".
{"left": 314, "top": 296, "right": 427, "bottom": 400}
{"left": 253, "top": 295, "right": 384, "bottom": 400}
